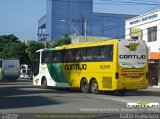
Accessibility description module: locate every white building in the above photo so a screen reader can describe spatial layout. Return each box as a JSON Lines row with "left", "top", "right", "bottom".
{"left": 125, "top": 9, "right": 160, "bottom": 88}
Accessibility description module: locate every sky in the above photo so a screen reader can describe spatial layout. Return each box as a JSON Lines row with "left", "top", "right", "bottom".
{"left": 0, "top": 0, "right": 160, "bottom": 41}
{"left": 94, "top": 0, "right": 160, "bottom": 14}
{"left": 0, "top": 0, "right": 46, "bottom": 41}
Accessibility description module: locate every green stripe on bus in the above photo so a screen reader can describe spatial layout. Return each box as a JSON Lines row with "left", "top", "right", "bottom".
{"left": 47, "top": 63, "right": 67, "bottom": 83}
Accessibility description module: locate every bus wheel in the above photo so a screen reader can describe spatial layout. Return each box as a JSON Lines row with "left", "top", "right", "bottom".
{"left": 42, "top": 77, "right": 48, "bottom": 89}
{"left": 80, "top": 79, "right": 90, "bottom": 93}
{"left": 91, "top": 79, "right": 99, "bottom": 94}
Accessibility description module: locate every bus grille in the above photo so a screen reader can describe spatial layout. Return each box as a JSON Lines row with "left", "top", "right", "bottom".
{"left": 103, "top": 77, "right": 112, "bottom": 89}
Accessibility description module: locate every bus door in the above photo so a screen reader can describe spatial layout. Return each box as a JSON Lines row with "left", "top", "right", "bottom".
{"left": 33, "top": 52, "right": 40, "bottom": 78}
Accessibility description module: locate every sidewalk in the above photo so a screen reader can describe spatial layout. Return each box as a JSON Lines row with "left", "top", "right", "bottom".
{"left": 145, "top": 86, "right": 160, "bottom": 92}
{"left": 134, "top": 87, "right": 160, "bottom": 96}
{"left": 138, "top": 87, "right": 160, "bottom": 92}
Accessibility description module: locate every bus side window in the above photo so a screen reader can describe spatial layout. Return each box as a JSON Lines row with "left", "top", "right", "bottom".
{"left": 64, "top": 50, "right": 68, "bottom": 62}
{"left": 92, "top": 47, "right": 99, "bottom": 61}
{"left": 109, "top": 45, "right": 113, "bottom": 61}
{"left": 99, "top": 47, "right": 106, "bottom": 60}
{"left": 64, "top": 50, "right": 73, "bottom": 62}
{"left": 54, "top": 51, "right": 62, "bottom": 63}
{"left": 46, "top": 52, "right": 53, "bottom": 62}
{"left": 106, "top": 45, "right": 113, "bottom": 61}
{"left": 42, "top": 51, "right": 54, "bottom": 63}
{"left": 86, "top": 48, "right": 93, "bottom": 61}
{"left": 58, "top": 50, "right": 64, "bottom": 62}
{"left": 86, "top": 47, "right": 100, "bottom": 61}
{"left": 74, "top": 49, "right": 82, "bottom": 61}
{"left": 41, "top": 52, "right": 47, "bottom": 63}
{"left": 80, "top": 48, "right": 86, "bottom": 61}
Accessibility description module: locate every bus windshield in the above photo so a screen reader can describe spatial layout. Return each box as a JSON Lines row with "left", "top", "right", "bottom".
{"left": 118, "top": 40, "right": 147, "bottom": 68}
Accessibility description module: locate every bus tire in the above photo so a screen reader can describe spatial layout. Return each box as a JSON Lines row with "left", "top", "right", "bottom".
{"left": 90, "top": 79, "right": 99, "bottom": 94}
{"left": 80, "top": 78, "right": 90, "bottom": 93}
{"left": 42, "top": 77, "right": 48, "bottom": 89}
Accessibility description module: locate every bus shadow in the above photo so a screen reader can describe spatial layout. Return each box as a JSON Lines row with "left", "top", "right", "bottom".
{"left": 0, "top": 86, "right": 82, "bottom": 98}
{"left": 0, "top": 86, "right": 64, "bottom": 110}
{"left": 0, "top": 96, "right": 61, "bottom": 109}
{"left": 49, "top": 87, "right": 82, "bottom": 93}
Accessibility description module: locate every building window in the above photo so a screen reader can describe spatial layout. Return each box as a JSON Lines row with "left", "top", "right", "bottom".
{"left": 148, "top": 26, "right": 157, "bottom": 42}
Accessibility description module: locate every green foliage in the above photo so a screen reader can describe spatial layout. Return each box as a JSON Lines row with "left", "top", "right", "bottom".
{"left": 0, "top": 43, "right": 5, "bottom": 52}
{"left": 0, "top": 42, "right": 30, "bottom": 64}
{"left": 0, "top": 34, "right": 45, "bottom": 65}
{"left": 50, "top": 34, "right": 71, "bottom": 48}
{"left": 0, "top": 34, "right": 20, "bottom": 52}
{"left": 0, "top": 34, "right": 19, "bottom": 43}
{"left": 26, "top": 41, "right": 44, "bottom": 61}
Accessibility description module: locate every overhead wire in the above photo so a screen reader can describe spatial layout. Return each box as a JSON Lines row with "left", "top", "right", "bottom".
{"left": 129, "top": 0, "right": 160, "bottom": 4}
{"left": 51, "top": 0, "right": 160, "bottom": 39}
{"left": 51, "top": 0, "right": 159, "bottom": 5}
{"left": 89, "top": 0, "right": 160, "bottom": 32}
{"left": 100, "top": 0, "right": 159, "bottom": 5}
{"left": 90, "top": 4, "right": 160, "bottom": 33}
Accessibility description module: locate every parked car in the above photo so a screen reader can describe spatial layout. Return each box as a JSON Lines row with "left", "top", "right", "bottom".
{"left": 20, "top": 69, "right": 33, "bottom": 80}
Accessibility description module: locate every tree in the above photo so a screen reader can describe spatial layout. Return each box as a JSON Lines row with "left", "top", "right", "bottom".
{"left": 0, "top": 34, "right": 19, "bottom": 43}
{"left": 0, "top": 34, "right": 20, "bottom": 52}
{"left": 50, "top": 34, "right": 71, "bottom": 48}
{"left": 0, "top": 42, "right": 30, "bottom": 64}
{"left": 26, "top": 41, "right": 44, "bottom": 61}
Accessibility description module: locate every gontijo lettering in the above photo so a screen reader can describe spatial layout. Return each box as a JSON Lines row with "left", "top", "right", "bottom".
{"left": 119, "top": 55, "right": 146, "bottom": 59}
{"left": 65, "top": 64, "right": 87, "bottom": 70}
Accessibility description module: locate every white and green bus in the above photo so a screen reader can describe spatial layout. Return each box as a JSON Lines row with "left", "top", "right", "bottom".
{"left": 33, "top": 48, "right": 70, "bottom": 88}
{"left": 33, "top": 39, "right": 148, "bottom": 94}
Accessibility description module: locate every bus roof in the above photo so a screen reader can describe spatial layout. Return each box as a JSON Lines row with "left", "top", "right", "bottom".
{"left": 56, "top": 39, "right": 118, "bottom": 50}
{"left": 36, "top": 48, "right": 54, "bottom": 52}
{"left": 36, "top": 39, "right": 146, "bottom": 52}
{"left": 36, "top": 39, "right": 119, "bottom": 52}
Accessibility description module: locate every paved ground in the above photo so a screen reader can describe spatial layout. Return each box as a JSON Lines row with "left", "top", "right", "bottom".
{"left": 0, "top": 79, "right": 160, "bottom": 119}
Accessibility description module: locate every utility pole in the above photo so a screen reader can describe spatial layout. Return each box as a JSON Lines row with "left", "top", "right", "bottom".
{"left": 72, "top": 15, "right": 88, "bottom": 42}
{"left": 84, "top": 20, "right": 87, "bottom": 42}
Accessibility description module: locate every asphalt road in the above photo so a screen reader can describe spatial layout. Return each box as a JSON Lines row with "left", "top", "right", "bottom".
{"left": 0, "top": 79, "right": 160, "bottom": 119}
